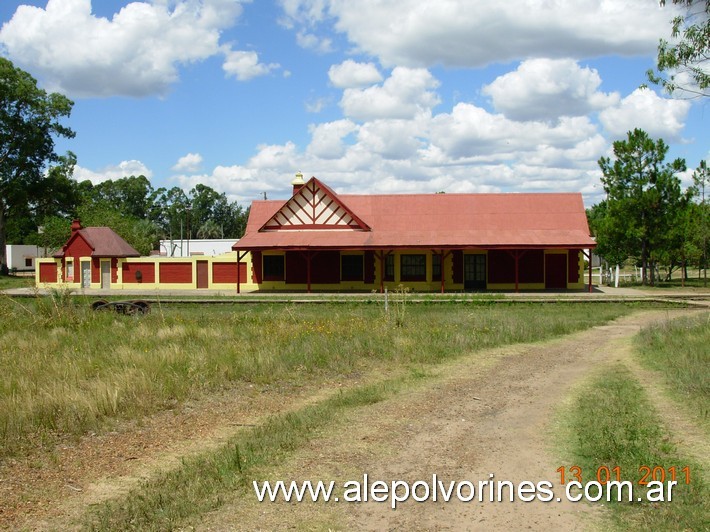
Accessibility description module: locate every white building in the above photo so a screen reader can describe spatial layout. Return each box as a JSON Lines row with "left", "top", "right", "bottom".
{"left": 5, "top": 245, "right": 49, "bottom": 272}
{"left": 157, "top": 238, "right": 237, "bottom": 257}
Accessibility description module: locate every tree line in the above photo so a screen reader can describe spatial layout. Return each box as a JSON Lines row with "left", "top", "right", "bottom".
{"left": 0, "top": 57, "right": 247, "bottom": 272}
{"left": 26, "top": 167, "right": 249, "bottom": 257}
{"left": 588, "top": 129, "right": 708, "bottom": 286}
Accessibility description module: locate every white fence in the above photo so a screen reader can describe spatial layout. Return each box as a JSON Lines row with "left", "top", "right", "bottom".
{"left": 592, "top": 266, "right": 642, "bottom": 286}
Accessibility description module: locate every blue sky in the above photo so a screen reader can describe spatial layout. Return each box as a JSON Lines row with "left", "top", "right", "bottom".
{"left": 0, "top": 0, "right": 707, "bottom": 208}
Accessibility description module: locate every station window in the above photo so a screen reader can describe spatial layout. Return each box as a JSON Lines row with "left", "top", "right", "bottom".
{"left": 384, "top": 254, "right": 395, "bottom": 281}
{"left": 400, "top": 254, "right": 426, "bottom": 281}
{"left": 263, "top": 255, "right": 285, "bottom": 281}
{"left": 341, "top": 254, "right": 364, "bottom": 281}
{"left": 432, "top": 254, "right": 441, "bottom": 280}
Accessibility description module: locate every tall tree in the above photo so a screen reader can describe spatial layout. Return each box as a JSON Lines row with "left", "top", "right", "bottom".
{"left": 691, "top": 159, "right": 709, "bottom": 285}
{"left": 648, "top": 0, "right": 710, "bottom": 97}
{"left": 597, "top": 128, "right": 686, "bottom": 285}
{"left": 586, "top": 201, "right": 629, "bottom": 268}
{"left": 0, "top": 58, "right": 74, "bottom": 274}
{"left": 196, "top": 219, "right": 223, "bottom": 239}
{"left": 153, "top": 186, "right": 190, "bottom": 240}
{"left": 81, "top": 175, "right": 156, "bottom": 220}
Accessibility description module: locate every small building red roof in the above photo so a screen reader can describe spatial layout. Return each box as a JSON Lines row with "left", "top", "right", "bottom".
{"left": 234, "top": 178, "right": 596, "bottom": 251}
{"left": 54, "top": 226, "right": 141, "bottom": 258}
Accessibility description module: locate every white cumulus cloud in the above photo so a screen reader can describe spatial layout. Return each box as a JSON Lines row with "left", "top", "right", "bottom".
{"left": 599, "top": 88, "right": 691, "bottom": 140}
{"left": 307, "top": 119, "right": 358, "bottom": 159}
{"left": 340, "top": 67, "right": 440, "bottom": 121}
{"left": 0, "top": 0, "right": 246, "bottom": 97}
{"left": 222, "top": 49, "right": 280, "bottom": 81}
{"left": 74, "top": 160, "right": 153, "bottom": 185}
{"left": 328, "top": 60, "right": 383, "bottom": 88}
{"left": 172, "top": 153, "right": 204, "bottom": 173}
{"left": 482, "top": 58, "right": 620, "bottom": 121}
{"left": 279, "top": 0, "right": 680, "bottom": 68}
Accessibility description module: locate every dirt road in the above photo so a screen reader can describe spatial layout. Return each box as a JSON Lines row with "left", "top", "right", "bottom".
{"left": 2, "top": 308, "right": 702, "bottom": 530}
{"left": 200, "top": 309, "right": 698, "bottom": 530}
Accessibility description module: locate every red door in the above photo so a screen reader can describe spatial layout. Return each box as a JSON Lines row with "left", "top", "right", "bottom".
{"left": 196, "top": 260, "right": 209, "bottom": 289}
{"left": 545, "top": 254, "right": 567, "bottom": 289}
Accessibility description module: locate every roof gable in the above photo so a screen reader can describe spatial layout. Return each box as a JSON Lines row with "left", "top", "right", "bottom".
{"left": 55, "top": 227, "right": 140, "bottom": 258}
{"left": 236, "top": 187, "right": 596, "bottom": 251}
{"left": 260, "top": 177, "right": 370, "bottom": 232}
{"left": 54, "top": 231, "right": 95, "bottom": 258}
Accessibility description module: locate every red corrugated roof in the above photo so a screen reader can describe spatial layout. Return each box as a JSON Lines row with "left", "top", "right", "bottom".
{"left": 54, "top": 227, "right": 140, "bottom": 258}
{"left": 235, "top": 182, "right": 596, "bottom": 250}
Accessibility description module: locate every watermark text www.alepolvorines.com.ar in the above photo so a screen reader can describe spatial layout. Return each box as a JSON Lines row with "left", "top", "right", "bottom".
{"left": 253, "top": 473, "right": 680, "bottom": 509}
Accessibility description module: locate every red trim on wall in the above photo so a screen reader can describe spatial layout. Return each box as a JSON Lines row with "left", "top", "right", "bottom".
{"left": 545, "top": 254, "right": 567, "bottom": 289}
{"left": 39, "top": 262, "right": 57, "bottom": 283}
{"left": 519, "top": 250, "right": 544, "bottom": 283}
{"left": 311, "top": 251, "right": 340, "bottom": 284}
{"left": 364, "top": 251, "right": 375, "bottom": 284}
{"left": 285, "top": 251, "right": 307, "bottom": 284}
{"left": 92, "top": 258, "right": 100, "bottom": 283}
{"left": 251, "top": 251, "right": 262, "bottom": 283}
{"left": 488, "top": 250, "right": 514, "bottom": 283}
{"left": 212, "top": 262, "right": 247, "bottom": 284}
{"left": 61, "top": 232, "right": 94, "bottom": 259}
{"left": 159, "top": 262, "right": 193, "bottom": 283}
{"left": 63, "top": 234, "right": 94, "bottom": 279}
{"left": 260, "top": 224, "right": 369, "bottom": 230}
{"left": 122, "top": 262, "right": 156, "bottom": 283}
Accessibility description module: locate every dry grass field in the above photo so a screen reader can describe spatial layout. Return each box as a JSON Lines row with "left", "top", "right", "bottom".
{"left": 0, "top": 293, "right": 705, "bottom": 530}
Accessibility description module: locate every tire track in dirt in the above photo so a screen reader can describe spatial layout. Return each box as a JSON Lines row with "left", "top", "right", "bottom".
{"left": 0, "top": 379, "right": 355, "bottom": 531}
{"left": 340, "top": 315, "right": 665, "bottom": 531}
{"left": 199, "top": 309, "right": 697, "bottom": 531}
{"left": 621, "top": 341, "right": 709, "bottom": 483}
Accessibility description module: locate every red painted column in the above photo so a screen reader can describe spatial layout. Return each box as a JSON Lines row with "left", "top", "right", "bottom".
{"left": 379, "top": 251, "right": 385, "bottom": 294}
{"left": 236, "top": 250, "right": 245, "bottom": 294}
{"left": 306, "top": 251, "right": 312, "bottom": 294}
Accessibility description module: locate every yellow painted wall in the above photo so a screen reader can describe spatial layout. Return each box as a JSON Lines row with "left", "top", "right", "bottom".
{"left": 36, "top": 249, "right": 590, "bottom": 292}
{"left": 35, "top": 254, "right": 259, "bottom": 292}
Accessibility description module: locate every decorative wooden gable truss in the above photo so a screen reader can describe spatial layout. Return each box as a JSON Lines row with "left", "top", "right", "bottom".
{"left": 260, "top": 177, "right": 370, "bottom": 231}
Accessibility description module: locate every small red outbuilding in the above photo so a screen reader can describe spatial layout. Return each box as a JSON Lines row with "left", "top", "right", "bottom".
{"left": 53, "top": 220, "right": 140, "bottom": 288}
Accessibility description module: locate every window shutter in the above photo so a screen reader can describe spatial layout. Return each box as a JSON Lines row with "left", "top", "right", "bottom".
{"left": 452, "top": 250, "right": 463, "bottom": 284}
{"left": 364, "top": 251, "right": 375, "bottom": 283}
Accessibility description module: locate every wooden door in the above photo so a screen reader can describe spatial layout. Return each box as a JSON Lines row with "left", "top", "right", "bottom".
{"left": 196, "top": 260, "right": 209, "bottom": 289}
{"left": 464, "top": 254, "right": 486, "bottom": 290}
{"left": 545, "top": 253, "right": 567, "bottom": 289}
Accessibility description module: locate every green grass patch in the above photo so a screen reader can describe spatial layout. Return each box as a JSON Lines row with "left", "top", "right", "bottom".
{"left": 0, "top": 274, "right": 34, "bottom": 290}
{"left": 84, "top": 377, "right": 404, "bottom": 530}
{"left": 561, "top": 364, "right": 707, "bottom": 530}
{"left": 0, "top": 297, "right": 635, "bottom": 459}
{"left": 635, "top": 313, "right": 710, "bottom": 430}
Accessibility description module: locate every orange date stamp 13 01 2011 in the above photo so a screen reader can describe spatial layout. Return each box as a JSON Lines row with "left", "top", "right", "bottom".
{"left": 556, "top": 465, "right": 691, "bottom": 486}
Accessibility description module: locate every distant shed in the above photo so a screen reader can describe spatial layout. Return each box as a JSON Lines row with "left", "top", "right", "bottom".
{"left": 51, "top": 220, "right": 140, "bottom": 288}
